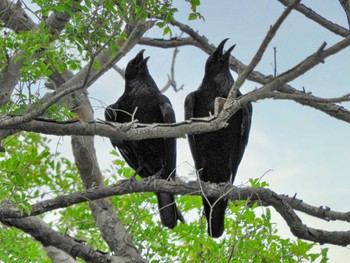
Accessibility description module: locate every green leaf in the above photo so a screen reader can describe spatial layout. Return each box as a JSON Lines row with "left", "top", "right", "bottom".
{"left": 56, "top": 63, "right": 66, "bottom": 73}
{"left": 163, "top": 26, "right": 171, "bottom": 36}
{"left": 92, "top": 60, "right": 100, "bottom": 70}
{"left": 188, "top": 13, "right": 197, "bottom": 20}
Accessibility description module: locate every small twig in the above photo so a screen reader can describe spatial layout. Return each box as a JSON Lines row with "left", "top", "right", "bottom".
{"left": 273, "top": 46, "right": 277, "bottom": 77}
{"left": 229, "top": 0, "right": 301, "bottom": 98}
{"left": 160, "top": 46, "right": 184, "bottom": 93}
{"left": 131, "top": 107, "right": 138, "bottom": 122}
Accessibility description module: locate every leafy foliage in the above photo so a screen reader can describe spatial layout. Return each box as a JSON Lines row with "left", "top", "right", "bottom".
{"left": 0, "top": 225, "right": 50, "bottom": 263}
{"left": 0, "top": 0, "right": 330, "bottom": 261}
{"left": 0, "top": 0, "right": 201, "bottom": 83}
{"left": 0, "top": 133, "right": 328, "bottom": 261}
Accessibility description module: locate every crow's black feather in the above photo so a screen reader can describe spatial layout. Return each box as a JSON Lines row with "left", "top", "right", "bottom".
{"left": 185, "top": 39, "right": 252, "bottom": 238}
{"left": 105, "top": 50, "right": 184, "bottom": 229}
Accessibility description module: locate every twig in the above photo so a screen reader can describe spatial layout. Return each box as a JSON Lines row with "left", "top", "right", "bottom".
{"left": 2, "top": 178, "right": 350, "bottom": 246}
{"left": 160, "top": 47, "right": 184, "bottom": 93}
{"left": 278, "top": 0, "right": 350, "bottom": 37}
{"left": 229, "top": 0, "right": 301, "bottom": 98}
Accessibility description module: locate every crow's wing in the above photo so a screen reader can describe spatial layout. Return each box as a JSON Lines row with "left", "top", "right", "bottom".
{"left": 159, "top": 94, "right": 176, "bottom": 179}
{"left": 105, "top": 102, "right": 144, "bottom": 173}
{"left": 184, "top": 92, "right": 201, "bottom": 170}
{"left": 238, "top": 102, "right": 252, "bottom": 164}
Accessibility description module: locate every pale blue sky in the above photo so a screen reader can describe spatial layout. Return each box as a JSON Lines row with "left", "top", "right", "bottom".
{"left": 45, "top": 1, "right": 350, "bottom": 261}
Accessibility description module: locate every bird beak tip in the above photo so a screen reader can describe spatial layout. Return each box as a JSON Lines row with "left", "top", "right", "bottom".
{"left": 213, "top": 38, "right": 229, "bottom": 59}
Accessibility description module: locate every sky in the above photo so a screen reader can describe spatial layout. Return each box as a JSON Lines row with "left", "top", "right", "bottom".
{"left": 45, "top": 1, "right": 350, "bottom": 261}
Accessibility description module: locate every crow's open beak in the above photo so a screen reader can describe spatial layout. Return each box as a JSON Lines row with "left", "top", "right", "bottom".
{"left": 137, "top": 56, "right": 150, "bottom": 70}
{"left": 212, "top": 38, "right": 229, "bottom": 61}
{"left": 132, "top": 49, "right": 145, "bottom": 65}
{"left": 221, "top": 44, "right": 236, "bottom": 62}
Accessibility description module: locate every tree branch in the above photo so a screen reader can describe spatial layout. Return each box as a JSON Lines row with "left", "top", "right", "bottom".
{"left": 278, "top": 0, "right": 350, "bottom": 36}
{"left": 339, "top": 0, "right": 350, "bottom": 28}
{"left": 44, "top": 246, "right": 78, "bottom": 263}
{"left": 230, "top": 0, "right": 301, "bottom": 97}
{"left": 0, "top": 0, "right": 81, "bottom": 106}
{"left": 0, "top": 0, "right": 36, "bottom": 31}
{"left": 0, "top": 116, "right": 227, "bottom": 139}
{"left": 1, "top": 216, "right": 132, "bottom": 263}
{"left": 70, "top": 92, "right": 145, "bottom": 262}
{"left": 169, "top": 17, "right": 350, "bottom": 124}
{"left": 139, "top": 36, "right": 197, "bottom": 48}
{"left": 0, "top": 21, "right": 154, "bottom": 128}
{"left": 159, "top": 47, "right": 184, "bottom": 93}
{"left": 2, "top": 178, "right": 350, "bottom": 246}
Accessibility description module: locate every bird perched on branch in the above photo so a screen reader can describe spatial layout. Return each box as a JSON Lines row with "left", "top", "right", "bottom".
{"left": 105, "top": 50, "right": 184, "bottom": 229}
{"left": 184, "top": 39, "right": 252, "bottom": 238}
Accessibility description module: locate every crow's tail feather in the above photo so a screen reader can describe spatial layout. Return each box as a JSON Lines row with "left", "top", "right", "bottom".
{"left": 156, "top": 193, "right": 184, "bottom": 229}
{"left": 203, "top": 197, "right": 228, "bottom": 238}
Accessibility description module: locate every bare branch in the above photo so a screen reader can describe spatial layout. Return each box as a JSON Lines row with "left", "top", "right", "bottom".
{"left": 273, "top": 46, "right": 277, "bottom": 77}
{"left": 2, "top": 178, "right": 350, "bottom": 246}
{"left": 278, "top": 0, "right": 350, "bottom": 36}
{"left": 169, "top": 17, "right": 350, "bottom": 124}
{"left": 264, "top": 91, "right": 350, "bottom": 103}
{"left": 159, "top": 47, "right": 184, "bottom": 93}
{"left": 339, "top": 0, "right": 350, "bottom": 28}
{"left": 0, "top": 116, "right": 227, "bottom": 140}
{"left": 230, "top": 0, "right": 301, "bottom": 97}
{"left": 139, "top": 36, "right": 197, "bottom": 48}
{"left": 0, "top": 82, "right": 346, "bottom": 140}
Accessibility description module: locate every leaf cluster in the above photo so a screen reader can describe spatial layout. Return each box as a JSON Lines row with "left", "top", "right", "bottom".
{"left": 0, "top": 132, "right": 81, "bottom": 262}
{"left": 0, "top": 134, "right": 328, "bottom": 261}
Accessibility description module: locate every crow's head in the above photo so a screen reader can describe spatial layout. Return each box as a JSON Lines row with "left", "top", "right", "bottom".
{"left": 205, "top": 39, "right": 235, "bottom": 76}
{"left": 125, "top": 49, "right": 150, "bottom": 80}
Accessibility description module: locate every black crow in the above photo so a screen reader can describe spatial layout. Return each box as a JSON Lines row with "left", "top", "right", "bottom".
{"left": 105, "top": 50, "right": 184, "bottom": 229}
{"left": 184, "top": 39, "right": 252, "bottom": 238}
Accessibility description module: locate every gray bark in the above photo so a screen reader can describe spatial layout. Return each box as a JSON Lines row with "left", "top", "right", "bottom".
{"left": 45, "top": 246, "right": 78, "bottom": 263}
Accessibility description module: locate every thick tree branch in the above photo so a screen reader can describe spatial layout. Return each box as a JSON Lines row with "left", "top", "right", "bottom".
{"left": 45, "top": 35, "right": 146, "bottom": 260}
{"left": 44, "top": 246, "right": 78, "bottom": 263}
{"left": 168, "top": 18, "right": 350, "bottom": 124}
{"left": 0, "top": 0, "right": 36, "bottom": 31}
{"left": 3, "top": 31, "right": 350, "bottom": 140}
{"left": 0, "top": 21, "right": 154, "bottom": 129}
{"left": 139, "top": 36, "right": 196, "bottom": 48}
{"left": 70, "top": 92, "right": 145, "bottom": 262}
{"left": 1, "top": 216, "right": 130, "bottom": 262}
{"left": 1, "top": 178, "right": 350, "bottom": 246}
{"left": 0, "top": 0, "right": 81, "bottom": 106}
{"left": 0, "top": 116, "right": 227, "bottom": 139}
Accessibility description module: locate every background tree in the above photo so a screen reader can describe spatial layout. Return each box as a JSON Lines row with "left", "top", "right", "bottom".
{"left": 0, "top": 0, "right": 350, "bottom": 262}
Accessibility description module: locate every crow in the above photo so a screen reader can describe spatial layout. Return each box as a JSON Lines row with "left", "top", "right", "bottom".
{"left": 184, "top": 39, "right": 252, "bottom": 238}
{"left": 105, "top": 50, "right": 184, "bottom": 229}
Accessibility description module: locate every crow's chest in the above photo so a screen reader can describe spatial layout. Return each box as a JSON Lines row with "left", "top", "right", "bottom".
{"left": 194, "top": 90, "right": 229, "bottom": 117}
{"left": 117, "top": 91, "right": 162, "bottom": 124}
